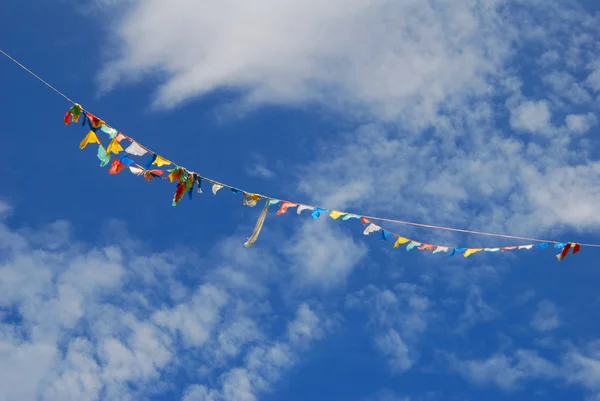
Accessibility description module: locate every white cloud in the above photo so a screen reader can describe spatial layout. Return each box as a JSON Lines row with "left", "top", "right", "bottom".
{"left": 287, "top": 303, "right": 324, "bottom": 345}
{"left": 283, "top": 219, "right": 367, "bottom": 288}
{"left": 99, "top": 0, "right": 512, "bottom": 123}
{"left": 153, "top": 284, "right": 229, "bottom": 347}
{"left": 346, "top": 284, "right": 430, "bottom": 374}
{"left": 566, "top": 113, "right": 597, "bottom": 134}
{"left": 0, "top": 211, "right": 334, "bottom": 401}
{"left": 563, "top": 341, "right": 600, "bottom": 390}
{"left": 509, "top": 100, "right": 552, "bottom": 133}
{"left": 530, "top": 299, "right": 561, "bottom": 332}
{"left": 457, "top": 286, "right": 497, "bottom": 331}
{"left": 0, "top": 200, "right": 12, "bottom": 217}
{"left": 542, "top": 71, "right": 593, "bottom": 105}
{"left": 586, "top": 65, "right": 600, "bottom": 92}
{"left": 375, "top": 329, "right": 415, "bottom": 373}
{"left": 449, "top": 343, "right": 600, "bottom": 394}
{"left": 448, "top": 349, "right": 559, "bottom": 391}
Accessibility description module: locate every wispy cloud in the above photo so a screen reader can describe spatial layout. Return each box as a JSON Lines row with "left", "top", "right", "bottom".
{"left": 0, "top": 210, "right": 334, "bottom": 401}
{"left": 530, "top": 299, "right": 561, "bottom": 332}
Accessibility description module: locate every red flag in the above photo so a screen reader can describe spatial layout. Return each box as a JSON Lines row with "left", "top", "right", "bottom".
{"left": 557, "top": 243, "right": 572, "bottom": 261}
{"left": 172, "top": 182, "right": 187, "bottom": 206}
{"left": 276, "top": 201, "right": 297, "bottom": 215}
{"left": 64, "top": 110, "right": 72, "bottom": 125}
{"left": 108, "top": 159, "right": 127, "bottom": 175}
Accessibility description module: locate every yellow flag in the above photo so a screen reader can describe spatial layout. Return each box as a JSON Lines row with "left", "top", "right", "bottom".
{"left": 79, "top": 130, "right": 100, "bottom": 149}
{"left": 329, "top": 210, "right": 347, "bottom": 220}
{"left": 152, "top": 155, "right": 172, "bottom": 167}
{"left": 106, "top": 137, "right": 124, "bottom": 154}
{"left": 394, "top": 236, "right": 410, "bottom": 248}
{"left": 168, "top": 169, "right": 180, "bottom": 183}
{"left": 464, "top": 248, "right": 483, "bottom": 258}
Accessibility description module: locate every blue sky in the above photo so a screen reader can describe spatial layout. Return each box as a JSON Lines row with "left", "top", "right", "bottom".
{"left": 1, "top": 0, "right": 600, "bottom": 400}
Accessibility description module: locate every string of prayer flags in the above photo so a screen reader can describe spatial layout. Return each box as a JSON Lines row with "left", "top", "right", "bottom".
{"left": 65, "top": 105, "right": 585, "bottom": 259}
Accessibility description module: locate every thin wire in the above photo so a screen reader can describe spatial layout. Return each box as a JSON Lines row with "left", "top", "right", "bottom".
{"left": 0, "top": 49, "right": 76, "bottom": 105}
{"left": 2, "top": 48, "right": 600, "bottom": 249}
{"left": 360, "top": 216, "right": 600, "bottom": 248}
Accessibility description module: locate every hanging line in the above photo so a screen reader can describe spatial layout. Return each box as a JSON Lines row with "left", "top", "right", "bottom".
{"left": 2, "top": 48, "right": 600, "bottom": 249}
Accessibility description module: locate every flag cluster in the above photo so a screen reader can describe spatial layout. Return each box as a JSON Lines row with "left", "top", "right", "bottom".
{"left": 65, "top": 104, "right": 581, "bottom": 260}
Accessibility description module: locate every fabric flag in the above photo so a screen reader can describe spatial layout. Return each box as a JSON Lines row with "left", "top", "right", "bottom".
{"left": 433, "top": 246, "right": 449, "bottom": 254}
{"left": 556, "top": 243, "right": 572, "bottom": 261}
{"left": 64, "top": 110, "right": 72, "bottom": 125}
{"left": 172, "top": 182, "right": 187, "bottom": 206}
{"left": 187, "top": 174, "right": 197, "bottom": 200}
{"left": 538, "top": 243, "right": 550, "bottom": 249}
{"left": 64, "top": 104, "right": 82, "bottom": 125}
{"left": 329, "top": 210, "right": 347, "bottom": 220}
{"left": 394, "top": 236, "right": 410, "bottom": 248}
{"left": 243, "top": 193, "right": 262, "bottom": 207}
{"left": 120, "top": 155, "right": 135, "bottom": 166}
{"left": 464, "top": 248, "right": 483, "bottom": 258}
{"left": 143, "top": 169, "right": 163, "bottom": 181}
{"left": 197, "top": 177, "right": 203, "bottom": 193}
{"left": 418, "top": 244, "right": 435, "bottom": 251}
{"left": 297, "top": 205, "right": 314, "bottom": 214}
{"left": 363, "top": 223, "right": 380, "bottom": 235}
{"left": 87, "top": 113, "right": 104, "bottom": 129}
{"left": 342, "top": 214, "right": 361, "bottom": 220}
{"left": 212, "top": 183, "right": 224, "bottom": 194}
{"left": 484, "top": 248, "right": 501, "bottom": 252}
{"left": 406, "top": 241, "right": 422, "bottom": 251}
{"left": 276, "top": 201, "right": 297, "bottom": 215}
{"left": 502, "top": 246, "right": 518, "bottom": 252}
{"left": 244, "top": 200, "right": 271, "bottom": 248}
{"left": 108, "top": 159, "right": 127, "bottom": 175}
{"left": 71, "top": 104, "right": 82, "bottom": 122}
{"left": 168, "top": 168, "right": 183, "bottom": 183}
{"left": 79, "top": 130, "right": 100, "bottom": 149}
{"left": 101, "top": 124, "right": 118, "bottom": 138}
{"left": 129, "top": 166, "right": 144, "bottom": 175}
{"left": 572, "top": 243, "right": 581, "bottom": 255}
{"left": 97, "top": 146, "right": 110, "bottom": 167}
{"left": 518, "top": 245, "right": 534, "bottom": 250}
{"left": 106, "top": 137, "right": 124, "bottom": 154}
{"left": 115, "top": 133, "right": 127, "bottom": 142}
{"left": 380, "top": 230, "right": 391, "bottom": 241}
{"left": 554, "top": 242, "right": 567, "bottom": 249}
{"left": 268, "top": 199, "right": 280, "bottom": 205}
{"left": 311, "top": 208, "right": 329, "bottom": 219}
{"left": 152, "top": 155, "right": 172, "bottom": 167}
{"left": 145, "top": 154, "right": 157, "bottom": 170}
{"left": 125, "top": 141, "right": 148, "bottom": 156}
{"left": 231, "top": 188, "right": 242, "bottom": 194}
{"left": 450, "top": 248, "right": 467, "bottom": 256}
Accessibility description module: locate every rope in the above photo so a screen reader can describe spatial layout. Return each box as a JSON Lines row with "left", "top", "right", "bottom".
{"left": 0, "top": 49, "right": 76, "bottom": 104}
{"left": 2, "top": 48, "right": 599, "bottom": 248}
